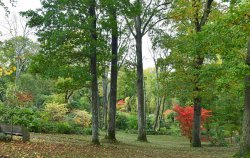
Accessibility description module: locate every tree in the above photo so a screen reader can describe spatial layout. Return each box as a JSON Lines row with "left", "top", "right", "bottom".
{"left": 122, "top": 0, "right": 170, "bottom": 141}
{"left": 21, "top": 0, "right": 103, "bottom": 145}
{"left": 101, "top": 67, "right": 108, "bottom": 130}
{"left": 117, "top": 67, "right": 137, "bottom": 100}
{"left": 88, "top": 0, "right": 100, "bottom": 145}
{"left": 190, "top": 0, "right": 214, "bottom": 147}
{"left": 164, "top": 0, "right": 214, "bottom": 147}
{"left": 55, "top": 77, "right": 80, "bottom": 104}
{"left": 147, "top": 39, "right": 169, "bottom": 131}
{"left": 105, "top": 1, "right": 119, "bottom": 141}
{"left": 0, "top": 0, "right": 16, "bottom": 13}
{"left": 0, "top": 36, "right": 39, "bottom": 79}
{"left": 241, "top": 37, "right": 250, "bottom": 157}
{"left": 173, "top": 105, "right": 212, "bottom": 142}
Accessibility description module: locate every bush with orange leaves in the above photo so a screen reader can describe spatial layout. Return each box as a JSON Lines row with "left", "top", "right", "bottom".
{"left": 72, "top": 110, "right": 91, "bottom": 128}
{"left": 173, "top": 105, "right": 212, "bottom": 142}
{"left": 16, "top": 92, "right": 33, "bottom": 104}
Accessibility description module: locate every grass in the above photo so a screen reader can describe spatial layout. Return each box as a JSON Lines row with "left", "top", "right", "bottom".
{"left": 0, "top": 131, "right": 238, "bottom": 158}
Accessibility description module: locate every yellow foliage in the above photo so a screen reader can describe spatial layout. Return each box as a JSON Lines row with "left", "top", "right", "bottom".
{"left": 0, "top": 66, "right": 16, "bottom": 77}
{"left": 216, "top": 54, "right": 223, "bottom": 65}
{"left": 44, "top": 102, "right": 68, "bottom": 121}
{"left": 12, "top": 66, "right": 17, "bottom": 71}
{"left": 72, "top": 110, "right": 91, "bottom": 128}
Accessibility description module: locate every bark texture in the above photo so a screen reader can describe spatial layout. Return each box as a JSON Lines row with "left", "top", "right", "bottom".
{"left": 242, "top": 37, "right": 250, "bottom": 152}
{"left": 89, "top": 0, "right": 99, "bottom": 145}
{"left": 108, "top": 7, "right": 118, "bottom": 141}
{"left": 136, "top": 35, "right": 147, "bottom": 141}
{"left": 102, "top": 70, "right": 108, "bottom": 130}
{"left": 153, "top": 66, "right": 160, "bottom": 131}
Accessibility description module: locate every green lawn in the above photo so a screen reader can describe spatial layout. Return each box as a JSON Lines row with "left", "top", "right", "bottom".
{"left": 0, "top": 132, "right": 238, "bottom": 158}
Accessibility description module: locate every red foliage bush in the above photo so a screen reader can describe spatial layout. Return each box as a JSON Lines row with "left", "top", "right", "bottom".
{"left": 116, "top": 99, "right": 125, "bottom": 109}
{"left": 173, "top": 105, "right": 212, "bottom": 141}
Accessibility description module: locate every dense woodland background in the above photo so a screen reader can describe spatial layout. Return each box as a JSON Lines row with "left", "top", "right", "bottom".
{"left": 0, "top": 0, "right": 250, "bottom": 157}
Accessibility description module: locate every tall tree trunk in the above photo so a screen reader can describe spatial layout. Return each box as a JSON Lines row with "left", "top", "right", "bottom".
{"left": 241, "top": 37, "right": 250, "bottom": 155}
{"left": 153, "top": 66, "right": 160, "bottom": 131}
{"left": 192, "top": 50, "right": 204, "bottom": 148}
{"left": 191, "top": 44, "right": 204, "bottom": 147}
{"left": 89, "top": 0, "right": 99, "bottom": 145}
{"left": 108, "top": 7, "right": 118, "bottom": 141}
{"left": 157, "top": 97, "right": 166, "bottom": 131}
{"left": 136, "top": 34, "right": 147, "bottom": 141}
{"left": 192, "top": 96, "right": 202, "bottom": 147}
{"left": 102, "top": 69, "right": 108, "bottom": 130}
{"left": 191, "top": 0, "right": 213, "bottom": 147}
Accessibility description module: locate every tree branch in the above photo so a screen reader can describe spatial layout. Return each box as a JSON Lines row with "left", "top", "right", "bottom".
{"left": 200, "top": 0, "right": 213, "bottom": 27}
{"left": 142, "top": 1, "right": 171, "bottom": 35}
{"left": 143, "top": 17, "right": 169, "bottom": 35}
{"left": 192, "top": 0, "right": 201, "bottom": 32}
{"left": 124, "top": 16, "right": 136, "bottom": 38}
{"left": 142, "top": 0, "right": 153, "bottom": 21}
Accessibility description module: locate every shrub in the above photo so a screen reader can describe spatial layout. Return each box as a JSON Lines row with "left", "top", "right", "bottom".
{"left": 146, "top": 114, "right": 154, "bottom": 129}
{"left": 169, "top": 123, "right": 181, "bottom": 136}
{"left": 12, "top": 107, "right": 37, "bottom": 128}
{"left": 0, "top": 103, "right": 11, "bottom": 123}
{"left": 56, "top": 122, "right": 72, "bottom": 134}
{"left": 44, "top": 94, "right": 65, "bottom": 104}
{"left": 208, "top": 122, "right": 229, "bottom": 146}
{"left": 0, "top": 104, "right": 50, "bottom": 132}
{"left": 82, "top": 128, "right": 92, "bottom": 135}
{"left": 41, "top": 121, "right": 57, "bottom": 133}
{"left": 44, "top": 102, "right": 68, "bottom": 121}
{"left": 69, "top": 97, "right": 91, "bottom": 111}
{"left": 127, "top": 115, "right": 137, "bottom": 130}
{"left": 71, "top": 127, "right": 92, "bottom": 135}
{"left": 71, "top": 110, "right": 91, "bottom": 128}
{"left": 116, "top": 112, "right": 138, "bottom": 130}
{"left": 116, "top": 112, "right": 128, "bottom": 130}
{"left": 0, "top": 133, "right": 11, "bottom": 142}
{"left": 173, "top": 105, "right": 212, "bottom": 142}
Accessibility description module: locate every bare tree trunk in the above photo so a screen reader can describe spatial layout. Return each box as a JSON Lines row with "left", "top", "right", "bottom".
{"left": 124, "top": 0, "right": 170, "bottom": 142}
{"left": 157, "top": 97, "right": 166, "bottom": 131}
{"left": 136, "top": 34, "right": 147, "bottom": 141}
{"left": 241, "top": 37, "right": 250, "bottom": 155}
{"left": 192, "top": 55, "right": 203, "bottom": 148}
{"left": 192, "top": 97, "right": 202, "bottom": 147}
{"left": 102, "top": 69, "right": 108, "bottom": 130}
{"left": 108, "top": 7, "right": 118, "bottom": 141}
{"left": 153, "top": 66, "right": 160, "bottom": 131}
{"left": 89, "top": 0, "right": 99, "bottom": 145}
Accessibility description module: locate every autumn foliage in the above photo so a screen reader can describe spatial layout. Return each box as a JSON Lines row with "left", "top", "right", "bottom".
{"left": 116, "top": 99, "right": 125, "bottom": 109}
{"left": 173, "top": 105, "right": 212, "bottom": 141}
{"left": 16, "top": 92, "right": 33, "bottom": 103}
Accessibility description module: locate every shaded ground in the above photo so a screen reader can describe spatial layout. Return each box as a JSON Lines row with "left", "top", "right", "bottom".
{"left": 0, "top": 132, "right": 238, "bottom": 158}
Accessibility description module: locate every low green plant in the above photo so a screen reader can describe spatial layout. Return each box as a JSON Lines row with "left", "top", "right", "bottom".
{"left": 127, "top": 115, "right": 137, "bottom": 130}
{"left": 56, "top": 122, "right": 72, "bottom": 134}
{"left": 116, "top": 112, "right": 129, "bottom": 130}
{"left": 82, "top": 128, "right": 92, "bottom": 135}
{"left": 209, "top": 123, "right": 228, "bottom": 146}
{"left": 0, "top": 133, "right": 11, "bottom": 142}
{"left": 169, "top": 123, "right": 181, "bottom": 136}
